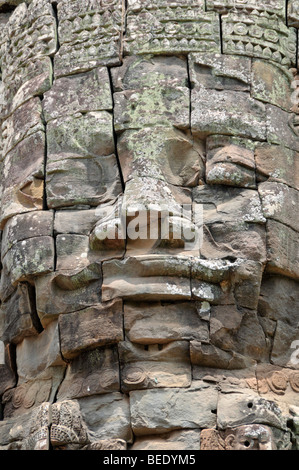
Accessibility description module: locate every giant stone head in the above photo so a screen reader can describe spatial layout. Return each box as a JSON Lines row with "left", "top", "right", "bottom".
{"left": 0, "top": 0, "right": 298, "bottom": 451}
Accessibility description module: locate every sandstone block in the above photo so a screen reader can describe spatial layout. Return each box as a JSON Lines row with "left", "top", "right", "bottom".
{"left": 57, "top": 346, "right": 120, "bottom": 401}
{"left": 46, "top": 112, "right": 122, "bottom": 208}
{"left": 119, "top": 341, "right": 191, "bottom": 391}
{"left": 267, "top": 104, "right": 299, "bottom": 152}
{"left": 191, "top": 87, "right": 266, "bottom": 140}
{"left": 113, "top": 86, "right": 190, "bottom": 132}
{"left": 222, "top": 12, "right": 296, "bottom": 67}
{"left": 77, "top": 393, "right": 132, "bottom": 442}
{"left": 130, "top": 381, "right": 218, "bottom": 435}
{"left": 3, "top": 367, "right": 65, "bottom": 419}
{"left": 1, "top": 98, "right": 44, "bottom": 157}
{"left": 258, "top": 181, "right": 299, "bottom": 232}
{"left": 255, "top": 144, "right": 299, "bottom": 191}
{"left": 35, "top": 266, "right": 102, "bottom": 327}
{"left": 131, "top": 430, "right": 200, "bottom": 451}
{"left": 102, "top": 255, "right": 192, "bottom": 302}
{"left": 16, "top": 320, "right": 65, "bottom": 380}
{"left": 111, "top": 55, "right": 189, "bottom": 91}
{"left": 125, "top": 5, "right": 220, "bottom": 55}
{"left": 54, "top": 209, "right": 98, "bottom": 236}
{"left": 0, "top": 283, "right": 39, "bottom": 344}
{"left": 266, "top": 220, "right": 299, "bottom": 280}
{"left": 1, "top": 211, "right": 54, "bottom": 259}
{"left": 0, "top": 131, "right": 45, "bottom": 228}
{"left": 117, "top": 127, "right": 204, "bottom": 187}
{"left": 288, "top": 0, "right": 299, "bottom": 28}
{"left": 217, "top": 391, "right": 287, "bottom": 430}
{"left": 189, "top": 52, "right": 251, "bottom": 91}
{"left": 42, "top": 67, "right": 112, "bottom": 122}
{"left": 1, "top": 236, "right": 55, "bottom": 285}
{"left": 54, "top": 0, "right": 124, "bottom": 76}
{"left": 251, "top": 60, "right": 293, "bottom": 111}
{"left": 124, "top": 301, "right": 209, "bottom": 344}
{"left": 59, "top": 299, "right": 124, "bottom": 360}
{"left": 206, "top": 135, "right": 256, "bottom": 189}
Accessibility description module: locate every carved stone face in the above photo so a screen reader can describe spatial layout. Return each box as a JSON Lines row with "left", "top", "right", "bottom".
{"left": 225, "top": 425, "right": 276, "bottom": 451}
{"left": 0, "top": 0, "right": 298, "bottom": 451}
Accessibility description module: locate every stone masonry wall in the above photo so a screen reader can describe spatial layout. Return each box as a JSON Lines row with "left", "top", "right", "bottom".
{"left": 0, "top": 0, "right": 298, "bottom": 450}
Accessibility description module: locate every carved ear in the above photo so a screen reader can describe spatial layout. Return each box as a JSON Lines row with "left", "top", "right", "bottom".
{"left": 225, "top": 434, "right": 235, "bottom": 450}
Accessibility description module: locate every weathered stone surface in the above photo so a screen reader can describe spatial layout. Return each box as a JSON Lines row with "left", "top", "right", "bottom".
{"left": 77, "top": 393, "right": 133, "bottom": 442}
{"left": 193, "top": 366, "right": 258, "bottom": 392}
{"left": 131, "top": 430, "right": 201, "bottom": 451}
{"left": 57, "top": 346, "right": 120, "bottom": 401}
{"left": 193, "top": 185, "right": 267, "bottom": 262}
{"left": 54, "top": 209, "right": 98, "bottom": 236}
{"left": 0, "top": 283, "right": 39, "bottom": 345}
{"left": 0, "top": 344, "right": 16, "bottom": 396}
{"left": 200, "top": 424, "right": 278, "bottom": 450}
{"left": 256, "top": 365, "right": 299, "bottom": 407}
{"left": 125, "top": 3, "right": 220, "bottom": 55}
{"left": 206, "top": 0, "right": 286, "bottom": 18}
{"left": 255, "top": 144, "right": 299, "bottom": 191}
{"left": 209, "top": 305, "right": 268, "bottom": 362}
{"left": 191, "top": 86, "right": 267, "bottom": 140}
{"left": 16, "top": 321, "right": 65, "bottom": 380}
{"left": 1, "top": 98, "right": 44, "bottom": 157}
{"left": 1, "top": 236, "right": 55, "bottom": 285}
{"left": 0, "top": 404, "right": 51, "bottom": 450}
{"left": 251, "top": 60, "right": 293, "bottom": 111}
{"left": 46, "top": 111, "right": 122, "bottom": 208}
{"left": 1, "top": 211, "right": 53, "bottom": 259}
{"left": 259, "top": 181, "right": 299, "bottom": 232}
{"left": 267, "top": 104, "right": 299, "bottom": 152}
{"left": 50, "top": 400, "right": 89, "bottom": 449}
{"left": 206, "top": 135, "right": 256, "bottom": 189}
{"left": 114, "top": 86, "right": 190, "bottom": 132}
{"left": 1, "top": 0, "right": 298, "bottom": 453}
{"left": 3, "top": 367, "right": 65, "bottom": 418}
{"left": 42, "top": 67, "right": 112, "bottom": 122}
{"left": 59, "top": 299, "right": 124, "bottom": 360}
{"left": 5, "top": 57, "right": 53, "bottom": 117}
{"left": 119, "top": 341, "right": 191, "bottom": 391}
{"left": 266, "top": 220, "right": 299, "bottom": 280}
{"left": 35, "top": 266, "right": 102, "bottom": 327}
{"left": 55, "top": 234, "right": 97, "bottom": 271}
{"left": 124, "top": 301, "right": 209, "bottom": 344}
{"left": 83, "top": 439, "right": 127, "bottom": 451}
{"left": 54, "top": 0, "right": 124, "bottom": 77}
{"left": 222, "top": 12, "right": 297, "bottom": 67}
{"left": 190, "top": 342, "right": 256, "bottom": 370}
{"left": 111, "top": 55, "right": 189, "bottom": 91}
{"left": 0, "top": 131, "right": 45, "bottom": 228}
{"left": 217, "top": 391, "right": 288, "bottom": 431}
{"left": 121, "top": 178, "right": 193, "bottom": 255}
{"left": 0, "top": 0, "right": 57, "bottom": 110}
{"left": 288, "top": 0, "right": 299, "bottom": 28}
{"left": 130, "top": 381, "right": 218, "bottom": 435}
{"left": 102, "top": 255, "right": 192, "bottom": 302}
{"left": 117, "top": 127, "right": 204, "bottom": 187}
{"left": 258, "top": 275, "right": 299, "bottom": 325}
{"left": 189, "top": 52, "right": 251, "bottom": 91}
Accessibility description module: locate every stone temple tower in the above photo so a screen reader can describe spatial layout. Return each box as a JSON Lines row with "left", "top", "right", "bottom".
{"left": 0, "top": 0, "right": 298, "bottom": 451}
